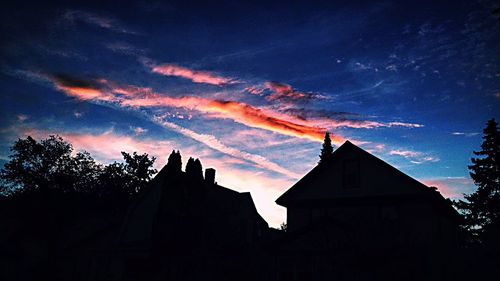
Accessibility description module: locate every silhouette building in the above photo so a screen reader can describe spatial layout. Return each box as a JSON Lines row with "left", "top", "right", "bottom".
{"left": 1, "top": 142, "right": 464, "bottom": 281}
{"left": 273, "top": 140, "right": 461, "bottom": 280}
{"left": 111, "top": 152, "right": 268, "bottom": 280}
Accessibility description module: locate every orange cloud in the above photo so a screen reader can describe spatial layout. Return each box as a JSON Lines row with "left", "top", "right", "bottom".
{"left": 49, "top": 74, "right": 112, "bottom": 101}
{"left": 152, "top": 63, "right": 236, "bottom": 85}
{"left": 422, "top": 177, "right": 474, "bottom": 198}
{"left": 122, "top": 94, "right": 341, "bottom": 143}
{"left": 46, "top": 73, "right": 341, "bottom": 143}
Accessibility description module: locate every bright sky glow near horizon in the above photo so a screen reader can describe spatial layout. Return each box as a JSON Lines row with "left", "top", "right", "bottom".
{"left": 1, "top": 0, "right": 499, "bottom": 227}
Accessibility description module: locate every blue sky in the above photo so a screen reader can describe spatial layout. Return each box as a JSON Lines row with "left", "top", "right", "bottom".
{"left": 1, "top": 0, "right": 498, "bottom": 226}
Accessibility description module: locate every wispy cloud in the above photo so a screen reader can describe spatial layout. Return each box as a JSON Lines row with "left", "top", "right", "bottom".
{"left": 152, "top": 117, "right": 301, "bottom": 179}
{"left": 38, "top": 73, "right": 304, "bottom": 178}
{"left": 63, "top": 10, "right": 139, "bottom": 35}
{"left": 389, "top": 149, "right": 439, "bottom": 164}
{"left": 20, "top": 128, "right": 175, "bottom": 165}
{"left": 151, "top": 63, "right": 237, "bottom": 85}
{"left": 17, "top": 114, "right": 29, "bottom": 122}
{"left": 263, "top": 81, "right": 326, "bottom": 103}
{"left": 422, "top": 176, "right": 475, "bottom": 198}
{"left": 451, "top": 131, "right": 479, "bottom": 137}
{"left": 130, "top": 126, "right": 148, "bottom": 135}
{"left": 42, "top": 73, "right": 338, "bottom": 143}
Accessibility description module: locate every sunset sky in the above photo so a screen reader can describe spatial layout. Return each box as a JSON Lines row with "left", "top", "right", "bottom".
{"left": 1, "top": 0, "right": 498, "bottom": 226}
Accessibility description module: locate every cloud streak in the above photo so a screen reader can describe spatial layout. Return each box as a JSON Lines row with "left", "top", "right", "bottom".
{"left": 151, "top": 63, "right": 237, "bottom": 85}
{"left": 389, "top": 149, "right": 439, "bottom": 164}
{"left": 153, "top": 117, "right": 301, "bottom": 179}
{"left": 41, "top": 73, "right": 303, "bottom": 178}
{"left": 44, "top": 73, "right": 339, "bottom": 143}
{"left": 63, "top": 10, "right": 139, "bottom": 35}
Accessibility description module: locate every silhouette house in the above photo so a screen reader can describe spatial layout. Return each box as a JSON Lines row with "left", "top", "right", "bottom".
{"left": 113, "top": 151, "right": 269, "bottom": 281}
{"left": 1, "top": 142, "right": 465, "bottom": 281}
{"left": 273, "top": 141, "right": 461, "bottom": 281}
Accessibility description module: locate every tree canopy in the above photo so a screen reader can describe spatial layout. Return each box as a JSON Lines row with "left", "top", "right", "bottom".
{"left": 319, "top": 132, "right": 334, "bottom": 164}
{"left": 455, "top": 118, "right": 500, "bottom": 241}
{"left": 0, "top": 135, "right": 157, "bottom": 200}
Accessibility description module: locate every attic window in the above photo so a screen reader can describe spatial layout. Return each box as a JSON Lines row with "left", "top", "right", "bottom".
{"left": 343, "top": 159, "right": 360, "bottom": 188}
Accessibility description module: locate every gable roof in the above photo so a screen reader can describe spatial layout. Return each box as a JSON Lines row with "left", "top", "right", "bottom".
{"left": 276, "top": 141, "right": 456, "bottom": 215}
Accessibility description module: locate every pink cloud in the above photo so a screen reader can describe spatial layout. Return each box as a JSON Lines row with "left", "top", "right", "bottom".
{"left": 45, "top": 74, "right": 345, "bottom": 143}
{"left": 422, "top": 177, "right": 475, "bottom": 199}
{"left": 151, "top": 63, "right": 236, "bottom": 85}
{"left": 130, "top": 126, "right": 148, "bottom": 135}
{"left": 153, "top": 117, "right": 302, "bottom": 179}
{"left": 18, "top": 127, "right": 294, "bottom": 227}
{"left": 121, "top": 94, "right": 340, "bottom": 143}
{"left": 21, "top": 128, "right": 174, "bottom": 166}
{"left": 263, "top": 81, "right": 324, "bottom": 104}
{"left": 244, "top": 86, "right": 265, "bottom": 96}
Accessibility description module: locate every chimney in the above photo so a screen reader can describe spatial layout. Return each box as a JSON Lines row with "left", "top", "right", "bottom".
{"left": 205, "top": 168, "right": 216, "bottom": 185}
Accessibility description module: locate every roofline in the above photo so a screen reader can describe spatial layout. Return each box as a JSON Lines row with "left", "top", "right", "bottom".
{"left": 275, "top": 140, "right": 446, "bottom": 207}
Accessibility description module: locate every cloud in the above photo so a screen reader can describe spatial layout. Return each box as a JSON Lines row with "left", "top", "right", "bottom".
{"left": 279, "top": 108, "right": 423, "bottom": 129}
{"left": 17, "top": 114, "right": 29, "bottom": 122}
{"left": 43, "top": 73, "right": 336, "bottom": 143}
{"left": 119, "top": 94, "right": 339, "bottom": 143}
{"left": 451, "top": 131, "right": 479, "bottom": 137}
{"left": 389, "top": 149, "right": 420, "bottom": 158}
{"left": 36, "top": 73, "right": 307, "bottom": 178}
{"left": 20, "top": 128, "right": 175, "bottom": 166}
{"left": 151, "top": 63, "right": 237, "bottom": 85}
{"left": 422, "top": 176, "right": 475, "bottom": 199}
{"left": 262, "top": 81, "right": 327, "bottom": 104}
{"left": 16, "top": 126, "right": 292, "bottom": 226}
{"left": 42, "top": 72, "right": 422, "bottom": 144}
{"left": 389, "top": 149, "right": 439, "bottom": 164}
{"left": 104, "top": 42, "right": 146, "bottom": 56}
{"left": 63, "top": 10, "right": 139, "bottom": 35}
{"left": 48, "top": 73, "right": 111, "bottom": 101}
{"left": 244, "top": 86, "right": 266, "bottom": 96}
{"left": 152, "top": 117, "right": 302, "bottom": 179}
{"left": 130, "top": 126, "right": 148, "bottom": 135}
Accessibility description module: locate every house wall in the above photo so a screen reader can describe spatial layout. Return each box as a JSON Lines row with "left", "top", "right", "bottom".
{"left": 287, "top": 200, "right": 454, "bottom": 250}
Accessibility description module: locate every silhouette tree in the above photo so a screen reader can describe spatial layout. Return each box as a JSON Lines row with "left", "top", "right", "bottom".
{"left": 122, "top": 151, "right": 157, "bottom": 193}
{"left": 0, "top": 135, "right": 81, "bottom": 196}
{"left": 186, "top": 157, "right": 204, "bottom": 183}
{"left": 0, "top": 135, "right": 157, "bottom": 199}
{"left": 455, "top": 119, "right": 500, "bottom": 240}
{"left": 166, "top": 150, "right": 182, "bottom": 173}
{"left": 186, "top": 157, "right": 195, "bottom": 174}
{"left": 193, "top": 158, "right": 203, "bottom": 181}
{"left": 319, "top": 132, "right": 334, "bottom": 164}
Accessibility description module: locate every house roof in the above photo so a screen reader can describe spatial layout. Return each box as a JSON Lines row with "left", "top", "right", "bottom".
{"left": 275, "top": 141, "right": 459, "bottom": 218}
{"left": 119, "top": 164, "right": 268, "bottom": 245}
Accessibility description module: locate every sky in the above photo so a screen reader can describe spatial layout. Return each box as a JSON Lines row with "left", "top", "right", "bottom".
{"left": 1, "top": 0, "right": 498, "bottom": 227}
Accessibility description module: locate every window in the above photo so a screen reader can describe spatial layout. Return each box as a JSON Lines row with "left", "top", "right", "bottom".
{"left": 343, "top": 160, "right": 360, "bottom": 188}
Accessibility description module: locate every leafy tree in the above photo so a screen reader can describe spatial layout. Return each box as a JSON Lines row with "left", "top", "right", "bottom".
{"left": 121, "top": 151, "right": 157, "bottom": 193}
{"left": 455, "top": 119, "right": 500, "bottom": 240}
{"left": 0, "top": 135, "right": 157, "bottom": 200}
{"left": 0, "top": 135, "right": 75, "bottom": 195}
{"left": 319, "top": 132, "right": 334, "bottom": 164}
